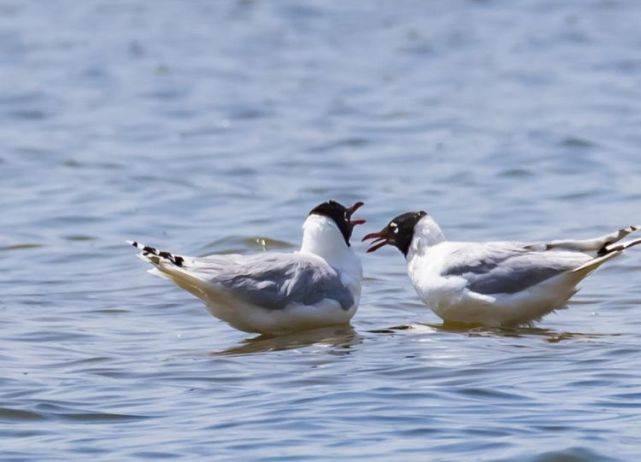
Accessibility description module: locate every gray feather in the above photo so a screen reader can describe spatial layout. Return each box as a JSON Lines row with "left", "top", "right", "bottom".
{"left": 190, "top": 253, "right": 354, "bottom": 310}
{"left": 443, "top": 243, "right": 591, "bottom": 295}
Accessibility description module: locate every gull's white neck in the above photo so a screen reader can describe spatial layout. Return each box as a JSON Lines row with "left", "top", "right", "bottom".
{"left": 299, "top": 215, "right": 356, "bottom": 271}
{"left": 406, "top": 215, "right": 446, "bottom": 261}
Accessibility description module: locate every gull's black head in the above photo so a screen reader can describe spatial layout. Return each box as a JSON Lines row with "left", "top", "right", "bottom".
{"left": 309, "top": 200, "right": 366, "bottom": 246}
{"left": 362, "top": 211, "right": 427, "bottom": 256}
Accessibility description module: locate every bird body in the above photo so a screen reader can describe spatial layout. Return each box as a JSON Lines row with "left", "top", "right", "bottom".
{"left": 365, "top": 212, "right": 641, "bottom": 327}
{"left": 130, "top": 201, "right": 364, "bottom": 335}
{"left": 407, "top": 240, "right": 596, "bottom": 326}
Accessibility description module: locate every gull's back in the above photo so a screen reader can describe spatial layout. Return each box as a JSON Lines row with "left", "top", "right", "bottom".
{"left": 438, "top": 242, "right": 592, "bottom": 295}
{"left": 409, "top": 240, "right": 597, "bottom": 326}
{"left": 192, "top": 252, "right": 356, "bottom": 311}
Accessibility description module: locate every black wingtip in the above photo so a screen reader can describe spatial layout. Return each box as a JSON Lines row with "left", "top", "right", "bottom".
{"left": 128, "top": 240, "right": 184, "bottom": 267}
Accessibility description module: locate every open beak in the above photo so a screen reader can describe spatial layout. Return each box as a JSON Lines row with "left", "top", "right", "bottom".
{"left": 362, "top": 228, "right": 390, "bottom": 253}
{"left": 347, "top": 201, "right": 366, "bottom": 226}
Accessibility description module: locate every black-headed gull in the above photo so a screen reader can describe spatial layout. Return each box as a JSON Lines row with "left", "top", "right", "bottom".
{"left": 364, "top": 211, "right": 641, "bottom": 327}
{"left": 130, "top": 200, "right": 365, "bottom": 335}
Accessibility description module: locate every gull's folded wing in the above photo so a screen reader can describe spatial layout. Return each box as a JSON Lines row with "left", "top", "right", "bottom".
{"left": 442, "top": 243, "right": 591, "bottom": 295}
{"left": 177, "top": 253, "right": 355, "bottom": 311}
{"left": 526, "top": 225, "right": 640, "bottom": 253}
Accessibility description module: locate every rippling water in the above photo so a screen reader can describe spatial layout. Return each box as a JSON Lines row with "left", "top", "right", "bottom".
{"left": 2, "top": 0, "right": 641, "bottom": 460}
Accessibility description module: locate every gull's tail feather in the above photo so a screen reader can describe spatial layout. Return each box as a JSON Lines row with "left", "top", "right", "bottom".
{"left": 571, "top": 251, "right": 620, "bottom": 278}
{"left": 128, "top": 240, "right": 218, "bottom": 301}
{"left": 570, "top": 236, "right": 641, "bottom": 279}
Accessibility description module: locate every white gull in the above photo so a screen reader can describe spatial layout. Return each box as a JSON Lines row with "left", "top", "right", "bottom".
{"left": 129, "top": 200, "right": 365, "bottom": 335}
{"left": 364, "top": 211, "right": 640, "bottom": 327}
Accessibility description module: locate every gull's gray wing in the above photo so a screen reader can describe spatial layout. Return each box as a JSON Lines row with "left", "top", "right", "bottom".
{"left": 442, "top": 243, "right": 592, "bottom": 295}
{"left": 192, "top": 253, "right": 354, "bottom": 310}
{"left": 524, "top": 225, "right": 640, "bottom": 254}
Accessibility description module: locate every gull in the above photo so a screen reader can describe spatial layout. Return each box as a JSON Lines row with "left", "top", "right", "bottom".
{"left": 363, "top": 211, "right": 641, "bottom": 327}
{"left": 129, "top": 200, "right": 365, "bottom": 335}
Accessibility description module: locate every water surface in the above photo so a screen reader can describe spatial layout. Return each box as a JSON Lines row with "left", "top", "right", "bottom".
{"left": 2, "top": 1, "right": 641, "bottom": 460}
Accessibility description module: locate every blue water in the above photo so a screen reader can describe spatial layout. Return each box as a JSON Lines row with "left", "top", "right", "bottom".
{"left": 2, "top": 0, "right": 641, "bottom": 460}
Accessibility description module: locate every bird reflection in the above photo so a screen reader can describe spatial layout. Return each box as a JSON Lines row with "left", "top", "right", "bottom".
{"left": 369, "top": 322, "right": 617, "bottom": 343}
{"left": 213, "top": 325, "right": 361, "bottom": 356}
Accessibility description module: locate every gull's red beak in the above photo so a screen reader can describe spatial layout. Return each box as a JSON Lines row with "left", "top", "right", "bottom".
{"left": 347, "top": 201, "right": 366, "bottom": 226}
{"left": 362, "top": 229, "right": 390, "bottom": 253}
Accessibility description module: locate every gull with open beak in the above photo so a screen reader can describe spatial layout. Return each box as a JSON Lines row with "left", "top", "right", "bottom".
{"left": 129, "top": 200, "right": 366, "bottom": 335}
{"left": 364, "top": 211, "right": 641, "bottom": 327}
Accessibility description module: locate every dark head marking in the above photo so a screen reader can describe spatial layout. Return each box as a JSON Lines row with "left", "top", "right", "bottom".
{"left": 363, "top": 211, "right": 427, "bottom": 256}
{"left": 309, "top": 200, "right": 365, "bottom": 246}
